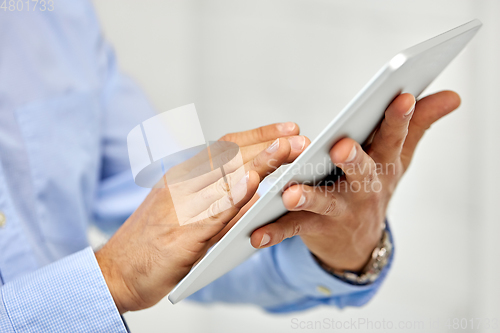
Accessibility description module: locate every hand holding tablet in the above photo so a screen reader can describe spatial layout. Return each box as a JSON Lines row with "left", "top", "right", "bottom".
{"left": 168, "top": 19, "right": 482, "bottom": 304}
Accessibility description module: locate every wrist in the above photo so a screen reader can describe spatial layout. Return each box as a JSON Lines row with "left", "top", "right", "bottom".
{"left": 314, "top": 227, "right": 392, "bottom": 285}
{"left": 315, "top": 226, "right": 383, "bottom": 272}
{"left": 95, "top": 249, "right": 134, "bottom": 314}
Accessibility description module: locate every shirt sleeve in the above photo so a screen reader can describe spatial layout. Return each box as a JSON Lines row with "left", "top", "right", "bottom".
{"left": 189, "top": 229, "right": 394, "bottom": 312}
{"left": 91, "top": 39, "right": 154, "bottom": 234}
{"left": 0, "top": 247, "right": 126, "bottom": 332}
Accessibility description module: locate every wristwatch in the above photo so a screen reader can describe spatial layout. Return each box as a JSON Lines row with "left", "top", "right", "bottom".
{"left": 314, "top": 228, "right": 393, "bottom": 285}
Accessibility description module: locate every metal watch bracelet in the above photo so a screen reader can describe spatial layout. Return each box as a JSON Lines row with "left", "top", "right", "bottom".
{"left": 313, "top": 229, "right": 393, "bottom": 285}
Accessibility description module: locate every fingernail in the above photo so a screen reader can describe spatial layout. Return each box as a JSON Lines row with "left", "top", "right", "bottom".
{"left": 295, "top": 193, "right": 306, "bottom": 208}
{"left": 405, "top": 102, "right": 416, "bottom": 116}
{"left": 276, "top": 122, "right": 296, "bottom": 134}
{"left": 266, "top": 138, "right": 280, "bottom": 153}
{"left": 288, "top": 136, "right": 306, "bottom": 151}
{"left": 259, "top": 234, "right": 271, "bottom": 247}
{"left": 345, "top": 145, "right": 357, "bottom": 163}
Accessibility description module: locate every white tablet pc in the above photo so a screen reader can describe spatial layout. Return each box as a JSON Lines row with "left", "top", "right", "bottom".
{"left": 168, "top": 19, "right": 482, "bottom": 304}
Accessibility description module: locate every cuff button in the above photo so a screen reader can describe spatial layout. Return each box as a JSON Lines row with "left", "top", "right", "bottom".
{"left": 316, "top": 285, "right": 332, "bottom": 296}
{"left": 0, "top": 211, "right": 6, "bottom": 228}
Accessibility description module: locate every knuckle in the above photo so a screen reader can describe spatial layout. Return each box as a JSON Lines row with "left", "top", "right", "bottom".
{"left": 322, "top": 195, "right": 337, "bottom": 216}
{"left": 220, "top": 133, "right": 235, "bottom": 142}
{"left": 280, "top": 220, "right": 302, "bottom": 240}
{"left": 206, "top": 211, "right": 223, "bottom": 224}
{"left": 224, "top": 172, "right": 233, "bottom": 187}
{"left": 206, "top": 208, "right": 218, "bottom": 221}
{"left": 216, "top": 177, "right": 231, "bottom": 196}
{"left": 207, "top": 200, "right": 224, "bottom": 221}
{"left": 363, "top": 170, "right": 377, "bottom": 185}
{"left": 250, "top": 155, "right": 262, "bottom": 171}
{"left": 256, "top": 126, "right": 266, "bottom": 141}
{"left": 292, "top": 222, "right": 302, "bottom": 237}
{"left": 278, "top": 230, "right": 288, "bottom": 243}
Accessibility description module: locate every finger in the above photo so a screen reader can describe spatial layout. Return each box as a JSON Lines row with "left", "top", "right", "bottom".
{"left": 164, "top": 140, "right": 239, "bottom": 185}
{"left": 176, "top": 135, "right": 308, "bottom": 193}
{"left": 281, "top": 184, "right": 346, "bottom": 217}
{"left": 208, "top": 136, "right": 309, "bottom": 170}
{"left": 219, "top": 122, "right": 300, "bottom": 146}
{"left": 250, "top": 211, "right": 318, "bottom": 248}
{"left": 192, "top": 137, "right": 292, "bottom": 202}
{"left": 186, "top": 171, "right": 260, "bottom": 239}
{"left": 330, "top": 138, "right": 380, "bottom": 197}
{"left": 242, "top": 137, "right": 292, "bottom": 181}
{"left": 401, "top": 91, "right": 461, "bottom": 168}
{"left": 207, "top": 192, "right": 261, "bottom": 248}
{"left": 177, "top": 122, "right": 300, "bottom": 179}
{"left": 165, "top": 131, "right": 304, "bottom": 186}
{"left": 236, "top": 135, "right": 310, "bottom": 164}
{"left": 369, "top": 93, "right": 415, "bottom": 164}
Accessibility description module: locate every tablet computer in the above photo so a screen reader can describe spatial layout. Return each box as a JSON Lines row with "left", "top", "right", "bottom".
{"left": 168, "top": 19, "right": 482, "bottom": 304}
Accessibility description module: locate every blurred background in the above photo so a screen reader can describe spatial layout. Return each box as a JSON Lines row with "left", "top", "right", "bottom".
{"left": 92, "top": 1, "right": 500, "bottom": 332}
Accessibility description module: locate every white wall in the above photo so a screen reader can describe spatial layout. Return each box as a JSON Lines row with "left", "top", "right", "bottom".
{"left": 93, "top": 1, "right": 500, "bottom": 332}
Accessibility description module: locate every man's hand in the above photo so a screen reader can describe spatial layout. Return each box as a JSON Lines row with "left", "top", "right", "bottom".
{"left": 250, "top": 91, "right": 461, "bottom": 272}
{"left": 96, "top": 122, "right": 310, "bottom": 313}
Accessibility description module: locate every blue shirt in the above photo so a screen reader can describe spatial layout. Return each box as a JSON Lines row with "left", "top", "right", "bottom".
{"left": 0, "top": 2, "right": 393, "bottom": 332}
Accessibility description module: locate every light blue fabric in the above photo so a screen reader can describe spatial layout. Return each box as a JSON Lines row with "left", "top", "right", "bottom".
{"left": 0, "top": 1, "right": 393, "bottom": 331}
{"left": 189, "top": 234, "right": 393, "bottom": 312}
{"left": 1, "top": 248, "right": 126, "bottom": 332}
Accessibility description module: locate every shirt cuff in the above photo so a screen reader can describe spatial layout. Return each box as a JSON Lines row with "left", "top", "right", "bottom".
{"left": 273, "top": 231, "right": 394, "bottom": 301}
{"left": 0, "top": 247, "right": 126, "bottom": 332}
